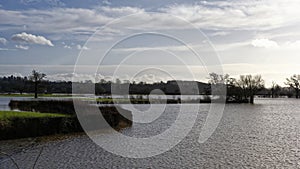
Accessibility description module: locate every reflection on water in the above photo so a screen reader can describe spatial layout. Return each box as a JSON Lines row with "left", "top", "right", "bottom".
{"left": 0, "top": 97, "right": 32, "bottom": 111}
{"left": 0, "top": 98, "right": 299, "bottom": 168}
{"left": 0, "top": 97, "right": 74, "bottom": 111}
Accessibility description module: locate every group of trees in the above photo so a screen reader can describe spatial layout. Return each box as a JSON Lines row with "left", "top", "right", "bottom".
{"left": 208, "top": 73, "right": 300, "bottom": 104}
{"left": 0, "top": 71, "right": 208, "bottom": 97}
{"left": 0, "top": 70, "right": 65, "bottom": 98}
{"left": 285, "top": 75, "right": 300, "bottom": 98}
{"left": 208, "top": 73, "right": 264, "bottom": 104}
{"left": 1, "top": 70, "right": 300, "bottom": 103}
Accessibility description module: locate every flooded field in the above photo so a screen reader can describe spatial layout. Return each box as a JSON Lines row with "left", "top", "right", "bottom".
{"left": 0, "top": 98, "right": 299, "bottom": 168}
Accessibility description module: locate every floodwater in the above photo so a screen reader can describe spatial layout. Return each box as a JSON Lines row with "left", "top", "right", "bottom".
{"left": 0, "top": 98, "right": 299, "bottom": 168}
{"left": 0, "top": 97, "right": 31, "bottom": 111}
{"left": 0, "top": 97, "right": 73, "bottom": 111}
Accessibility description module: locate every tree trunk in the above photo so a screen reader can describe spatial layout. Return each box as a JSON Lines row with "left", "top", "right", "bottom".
{"left": 250, "top": 95, "right": 254, "bottom": 104}
{"left": 34, "top": 81, "right": 38, "bottom": 98}
{"left": 271, "top": 89, "right": 274, "bottom": 98}
{"left": 296, "top": 88, "right": 299, "bottom": 99}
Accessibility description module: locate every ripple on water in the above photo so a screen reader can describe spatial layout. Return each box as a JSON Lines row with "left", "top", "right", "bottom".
{"left": 0, "top": 99, "right": 299, "bottom": 168}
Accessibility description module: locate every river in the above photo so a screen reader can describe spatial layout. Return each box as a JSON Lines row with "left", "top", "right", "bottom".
{"left": 0, "top": 98, "right": 299, "bottom": 168}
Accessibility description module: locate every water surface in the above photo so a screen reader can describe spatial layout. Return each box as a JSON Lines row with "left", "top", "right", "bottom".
{"left": 0, "top": 98, "right": 299, "bottom": 168}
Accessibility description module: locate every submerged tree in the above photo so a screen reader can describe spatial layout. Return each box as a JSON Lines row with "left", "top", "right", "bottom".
{"left": 236, "top": 75, "right": 264, "bottom": 104}
{"left": 285, "top": 74, "right": 300, "bottom": 98}
{"left": 208, "top": 73, "right": 230, "bottom": 85}
{"left": 271, "top": 81, "right": 281, "bottom": 98}
{"left": 207, "top": 73, "right": 229, "bottom": 100}
{"left": 29, "top": 70, "right": 46, "bottom": 98}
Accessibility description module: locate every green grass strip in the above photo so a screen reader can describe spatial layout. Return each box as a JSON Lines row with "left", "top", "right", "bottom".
{"left": 0, "top": 111, "right": 69, "bottom": 120}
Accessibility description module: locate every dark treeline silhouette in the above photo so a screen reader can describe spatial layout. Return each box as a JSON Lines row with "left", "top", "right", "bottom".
{"left": 207, "top": 73, "right": 300, "bottom": 103}
{"left": 208, "top": 73, "right": 264, "bottom": 104}
{"left": 0, "top": 75, "right": 209, "bottom": 96}
{"left": 285, "top": 75, "right": 300, "bottom": 98}
{"left": 0, "top": 72, "right": 299, "bottom": 102}
{"left": 0, "top": 75, "right": 72, "bottom": 95}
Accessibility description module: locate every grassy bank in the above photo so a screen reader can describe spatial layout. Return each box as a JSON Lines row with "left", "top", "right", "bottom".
{"left": 3, "top": 100, "right": 133, "bottom": 140}
{"left": 0, "top": 93, "right": 72, "bottom": 97}
{"left": 0, "top": 111, "right": 81, "bottom": 140}
{"left": 0, "top": 111, "right": 69, "bottom": 120}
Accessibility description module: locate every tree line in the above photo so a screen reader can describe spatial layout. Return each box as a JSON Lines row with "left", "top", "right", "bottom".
{"left": 1, "top": 70, "right": 300, "bottom": 103}
{"left": 208, "top": 73, "right": 300, "bottom": 103}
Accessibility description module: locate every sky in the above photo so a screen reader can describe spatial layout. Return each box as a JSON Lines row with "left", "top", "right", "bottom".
{"left": 1, "top": 0, "right": 300, "bottom": 87}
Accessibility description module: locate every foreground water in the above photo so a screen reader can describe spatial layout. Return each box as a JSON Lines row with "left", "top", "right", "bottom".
{"left": 0, "top": 98, "right": 299, "bottom": 168}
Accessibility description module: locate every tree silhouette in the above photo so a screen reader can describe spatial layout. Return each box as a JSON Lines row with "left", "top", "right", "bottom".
{"left": 271, "top": 81, "right": 281, "bottom": 98}
{"left": 208, "top": 73, "right": 229, "bottom": 100}
{"left": 285, "top": 74, "right": 300, "bottom": 98}
{"left": 236, "top": 75, "right": 264, "bottom": 104}
{"left": 29, "top": 70, "right": 46, "bottom": 98}
{"left": 208, "top": 72, "right": 229, "bottom": 85}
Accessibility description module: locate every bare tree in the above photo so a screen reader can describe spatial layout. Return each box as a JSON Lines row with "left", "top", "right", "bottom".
{"left": 285, "top": 74, "right": 300, "bottom": 98}
{"left": 208, "top": 72, "right": 229, "bottom": 85}
{"left": 29, "top": 70, "right": 46, "bottom": 98}
{"left": 271, "top": 81, "right": 281, "bottom": 98}
{"left": 208, "top": 73, "right": 229, "bottom": 100}
{"left": 236, "top": 75, "right": 264, "bottom": 104}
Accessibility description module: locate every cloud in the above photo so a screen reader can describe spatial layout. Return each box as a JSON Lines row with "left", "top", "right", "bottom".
{"left": 0, "top": 37, "right": 7, "bottom": 45}
{"left": 47, "top": 73, "right": 106, "bottom": 82}
{"left": 250, "top": 39, "right": 300, "bottom": 50}
{"left": 15, "top": 45, "right": 29, "bottom": 50}
{"left": 98, "top": 6, "right": 144, "bottom": 16}
{"left": 214, "top": 41, "right": 250, "bottom": 51}
{"left": 251, "top": 39, "right": 279, "bottom": 49}
{"left": 11, "top": 32, "right": 54, "bottom": 46}
{"left": 161, "top": 0, "right": 300, "bottom": 30}
{"left": 0, "top": 48, "right": 16, "bottom": 51}
{"left": 102, "top": 0, "right": 111, "bottom": 6}
{"left": 20, "top": 0, "right": 65, "bottom": 7}
{"left": 0, "top": 8, "right": 112, "bottom": 34}
{"left": 64, "top": 45, "right": 72, "bottom": 49}
{"left": 282, "top": 41, "right": 300, "bottom": 49}
{"left": 112, "top": 44, "right": 199, "bottom": 52}
{"left": 77, "top": 44, "right": 89, "bottom": 50}
{"left": 209, "top": 31, "right": 231, "bottom": 37}
{"left": 0, "top": 0, "right": 299, "bottom": 37}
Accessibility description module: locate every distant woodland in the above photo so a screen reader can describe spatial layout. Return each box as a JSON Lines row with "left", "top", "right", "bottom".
{"left": 0, "top": 73, "right": 297, "bottom": 100}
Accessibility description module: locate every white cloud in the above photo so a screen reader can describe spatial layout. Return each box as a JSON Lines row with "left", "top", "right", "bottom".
{"left": 0, "top": 8, "right": 112, "bottom": 34}
{"left": 251, "top": 39, "right": 279, "bottom": 49}
{"left": 15, "top": 45, "right": 29, "bottom": 50}
{"left": 0, "top": 0, "right": 299, "bottom": 36}
{"left": 214, "top": 41, "right": 250, "bottom": 51}
{"left": 64, "top": 45, "right": 72, "bottom": 49}
{"left": 20, "top": 0, "right": 65, "bottom": 7}
{"left": 102, "top": 0, "right": 111, "bottom": 6}
{"left": 282, "top": 41, "right": 300, "bottom": 49}
{"left": 11, "top": 32, "right": 54, "bottom": 46}
{"left": 209, "top": 31, "right": 230, "bottom": 37}
{"left": 0, "top": 48, "right": 16, "bottom": 51}
{"left": 161, "top": 0, "right": 300, "bottom": 30}
{"left": 250, "top": 38, "right": 300, "bottom": 50}
{"left": 47, "top": 73, "right": 106, "bottom": 82}
{"left": 0, "top": 37, "right": 7, "bottom": 45}
{"left": 112, "top": 44, "right": 201, "bottom": 53}
{"left": 98, "top": 6, "right": 144, "bottom": 16}
{"left": 77, "top": 44, "right": 89, "bottom": 50}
